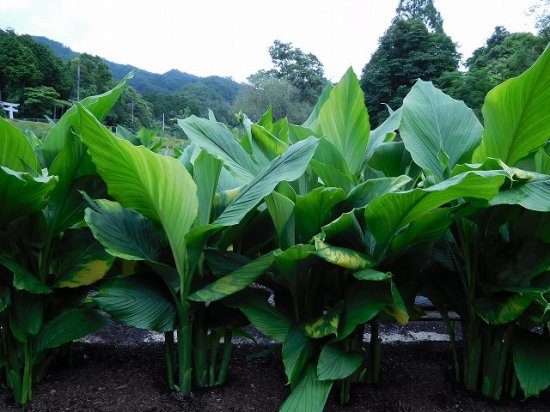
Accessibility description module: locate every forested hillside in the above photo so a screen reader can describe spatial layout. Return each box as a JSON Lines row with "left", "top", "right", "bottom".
{"left": 2, "top": 0, "right": 548, "bottom": 133}
{"left": 0, "top": 30, "right": 242, "bottom": 132}
{"left": 33, "top": 36, "right": 242, "bottom": 98}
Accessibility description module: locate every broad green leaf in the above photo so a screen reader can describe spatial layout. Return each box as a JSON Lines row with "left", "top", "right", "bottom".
{"left": 473, "top": 45, "right": 550, "bottom": 165}
{"left": 452, "top": 160, "right": 550, "bottom": 212}
{"left": 36, "top": 308, "right": 111, "bottom": 352}
{"left": 204, "top": 248, "right": 251, "bottom": 277}
{"left": 250, "top": 123, "right": 288, "bottom": 164}
{"left": 367, "top": 141, "right": 413, "bottom": 178}
{"left": 319, "top": 208, "right": 357, "bottom": 236}
{"left": 193, "top": 150, "right": 222, "bottom": 225}
{"left": 51, "top": 229, "right": 115, "bottom": 288}
{"left": 46, "top": 131, "right": 106, "bottom": 235}
{"left": 177, "top": 142, "right": 196, "bottom": 174}
{"left": 178, "top": 115, "right": 259, "bottom": 180}
{"left": 0, "top": 257, "right": 51, "bottom": 294}
{"left": 534, "top": 147, "right": 550, "bottom": 174}
{"left": 344, "top": 176, "right": 412, "bottom": 209}
{"left": 273, "top": 116, "right": 290, "bottom": 144}
{"left": 266, "top": 191, "right": 295, "bottom": 249}
{"left": 289, "top": 124, "right": 317, "bottom": 144}
{"left": 295, "top": 187, "right": 347, "bottom": 243}
{"left": 310, "top": 159, "right": 355, "bottom": 193}
{"left": 0, "top": 118, "right": 38, "bottom": 171}
{"left": 280, "top": 365, "right": 333, "bottom": 412}
{"left": 304, "top": 304, "right": 342, "bottom": 339}
{"left": 386, "top": 279, "right": 409, "bottom": 325}
{"left": 339, "top": 282, "right": 389, "bottom": 339}
{"left": 317, "top": 343, "right": 363, "bottom": 380}
{"left": 489, "top": 173, "right": 550, "bottom": 212}
{"left": 216, "top": 165, "right": 247, "bottom": 193}
{"left": 257, "top": 106, "right": 274, "bottom": 128}
{"left": 353, "top": 269, "right": 391, "bottom": 281}
{"left": 302, "top": 82, "right": 334, "bottom": 132}
{"left": 214, "top": 137, "right": 319, "bottom": 226}
{"left": 188, "top": 253, "right": 275, "bottom": 302}
{"left": 273, "top": 244, "right": 315, "bottom": 279}
{"left": 314, "top": 238, "right": 375, "bottom": 270}
{"left": 213, "top": 186, "right": 242, "bottom": 218}
{"left": 41, "top": 72, "right": 132, "bottom": 167}
{"left": 78, "top": 105, "right": 198, "bottom": 285}
{"left": 320, "top": 210, "right": 365, "bottom": 251}
{"left": 312, "top": 138, "right": 355, "bottom": 181}
{"left": 225, "top": 289, "right": 290, "bottom": 342}
{"left": 366, "top": 107, "right": 402, "bottom": 163}
{"left": 115, "top": 125, "right": 140, "bottom": 145}
{"left": 388, "top": 208, "right": 454, "bottom": 256}
{"left": 513, "top": 330, "right": 550, "bottom": 397}
{"left": 364, "top": 171, "right": 505, "bottom": 253}
{"left": 514, "top": 145, "right": 550, "bottom": 174}
{"left": 476, "top": 293, "right": 536, "bottom": 324}
{"left": 0, "top": 167, "right": 57, "bottom": 227}
{"left": 283, "top": 329, "right": 314, "bottom": 385}
{"left": 10, "top": 292, "right": 43, "bottom": 342}
{"left": 84, "top": 198, "right": 167, "bottom": 261}
{"left": 93, "top": 275, "right": 177, "bottom": 332}
{"left": 400, "top": 80, "right": 483, "bottom": 181}
{"left": 185, "top": 223, "right": 224, "bottom": 278}
{"left": 318, "top": 68, "right": 370, "bottom": 175}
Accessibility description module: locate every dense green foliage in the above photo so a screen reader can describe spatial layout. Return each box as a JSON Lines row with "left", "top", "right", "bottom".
{"left": 233, "top": 40, "right": 327, "bottom": 123}
{"left": 264, "top": 40, "right": 327, "bottom": 105}
{"left": 439, "top": 27, "right": 547, "bottom": 118}
{"left": 0, "top": 29, "right": 70, "bottom": 118}
{"left": 1, "top": 31, "right": 241, "bottom": 131}
{"left": 0, "top": 77, "right": 131, "bottom": 403}
{"left": 232, "top": 74, "right": 312, "bottom": 123}
{"left": 360, "top": 18, "right": 459, "bottom": 126}
{"left": 360, "top": 0, "right": 549, "bottom": 127}
{"left": 395, "top": 0, "right": 444, "bottom": 32}
{"left": 1, "top": 9, "right": 550, "bottom": 411}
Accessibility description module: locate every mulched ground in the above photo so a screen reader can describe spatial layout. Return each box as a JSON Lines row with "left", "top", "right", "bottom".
{"left": 2, "top": 324, "right": 549, "bottom": 412}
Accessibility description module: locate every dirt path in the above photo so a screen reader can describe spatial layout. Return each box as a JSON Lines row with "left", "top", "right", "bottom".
{"left": 3, "top": 324, "right": 549, "bottom": 411}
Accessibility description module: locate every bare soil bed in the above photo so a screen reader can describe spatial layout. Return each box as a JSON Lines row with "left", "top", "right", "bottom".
{"left": 2, "top": 324, "right": 549, "bottom": 412}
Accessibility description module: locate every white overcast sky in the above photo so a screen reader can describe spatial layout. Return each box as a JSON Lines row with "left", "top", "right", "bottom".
{"left": 0, "top": 0, "right": 543, "bottom": 82}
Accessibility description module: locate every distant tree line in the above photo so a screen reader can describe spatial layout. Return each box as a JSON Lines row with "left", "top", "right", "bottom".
{"left": 0, "top": 29, "right": 240, "bottom": 134}
{"left": 360, "top": 0, "right": 549, "bottom": 126}
{"left": 2, "top": 0, "right": 549, "bottom": 133}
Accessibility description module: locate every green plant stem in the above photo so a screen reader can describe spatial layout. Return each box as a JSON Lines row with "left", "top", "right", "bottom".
{"left": 193, "top": 308, "right": 208, "bottom": 388}
{"left": 38, "top": 237, "right": 53, "bottom": 283}
{"left": 442, "top": 310, "right": 460, "bottom": 382}
{"left": 366, "top": 320, "right": 381, "bottom": 384}
{"left": 177, "top": 309, "right": 193, "bottom": 395}
{"left": 208, "top": 333, "right": 219, "bottom": 387}
{"left": 510, "top": 371, "right": 518, "bottom": 398}
{"left": 463, "top": 318, "right": 481, "bottom": 392}
{"left": 216, "top": 328, "right": 233, "bottom": 386}
{"left": 339, "top": 377, "right": 351, "bottom": 404}
{"left": 164, "top": 331, "right": 175, "bottom": 390}
{"left": 21, "top": 340, "right": 33, "bottom": 404}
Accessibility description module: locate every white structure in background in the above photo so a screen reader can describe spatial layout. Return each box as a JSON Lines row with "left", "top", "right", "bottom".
{"left": 0, "top": 101, "right": 19, "bottom": 119}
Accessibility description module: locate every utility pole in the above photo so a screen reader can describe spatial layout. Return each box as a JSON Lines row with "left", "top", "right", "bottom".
{"left": 76, "top": 63, "right": 81, "bottom": 101}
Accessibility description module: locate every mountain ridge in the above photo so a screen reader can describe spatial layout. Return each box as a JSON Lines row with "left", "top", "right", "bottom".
{"left": 32, "top": 35, "right": 242, "bottom": 99}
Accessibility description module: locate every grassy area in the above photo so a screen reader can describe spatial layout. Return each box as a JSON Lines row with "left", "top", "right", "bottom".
{"left": 6, "top": 118, "right": 189, "bottom": 158}
{"left": 9, "top": 119, "right": 52, "bottom": 139}
{"left": 159, "top": 135, "right": 189, "bottom": 156}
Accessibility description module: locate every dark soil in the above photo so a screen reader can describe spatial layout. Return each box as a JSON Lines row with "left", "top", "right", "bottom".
{"left": 2, "top": 324, "right": 549, "bottom": 412}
